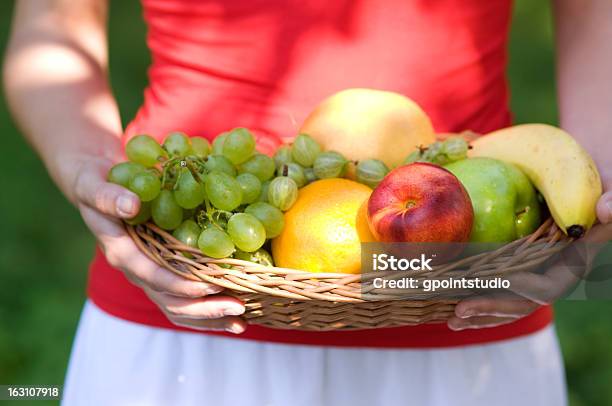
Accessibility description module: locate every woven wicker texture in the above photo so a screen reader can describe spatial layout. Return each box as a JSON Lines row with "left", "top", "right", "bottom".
{"left": 126, "top": 217, "right": 572, "bottom": 331}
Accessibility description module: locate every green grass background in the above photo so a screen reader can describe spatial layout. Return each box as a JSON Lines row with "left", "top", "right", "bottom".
{"left": 0, "top": 1, "right": 611, "bottom": 405}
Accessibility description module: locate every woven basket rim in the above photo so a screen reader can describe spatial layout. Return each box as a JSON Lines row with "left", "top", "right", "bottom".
{"left": 126, "top": 217, "right": 573, "bottom": 303}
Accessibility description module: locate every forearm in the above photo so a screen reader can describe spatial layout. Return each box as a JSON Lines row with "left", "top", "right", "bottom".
{"left": 3, "top": 0, "right": 122, "bottom": 204}
{"left": 554, "top": 0, "right": 612, "bottom": 183}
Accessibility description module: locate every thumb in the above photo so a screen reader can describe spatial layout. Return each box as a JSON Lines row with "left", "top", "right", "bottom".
{"left": 75, "top": 162, "right": 141, "bottom": 219}
{"left": 596, "top": 190, "right": 612, "bottom": 224}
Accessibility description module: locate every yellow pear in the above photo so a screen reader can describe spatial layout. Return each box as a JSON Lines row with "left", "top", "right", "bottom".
{"left": 300, "top": 88, "right": 436, "bottom": 171}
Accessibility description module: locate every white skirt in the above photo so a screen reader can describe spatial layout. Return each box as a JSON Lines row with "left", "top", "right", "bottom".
{"left": 62, "top": 301, "right": 567, "bottom": 406}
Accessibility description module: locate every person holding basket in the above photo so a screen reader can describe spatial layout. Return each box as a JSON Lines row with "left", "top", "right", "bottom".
{"left": 4, "top": 0, "right": 611, "bottom": 405}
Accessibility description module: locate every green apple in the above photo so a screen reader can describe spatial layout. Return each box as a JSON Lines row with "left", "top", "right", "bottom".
{"left": 444, "top": 157, "right": 541, "bottom": 242}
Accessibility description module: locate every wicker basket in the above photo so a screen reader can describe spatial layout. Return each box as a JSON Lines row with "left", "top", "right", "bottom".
{"left": 126, "top": 217, "right": 573, "bottom": 331}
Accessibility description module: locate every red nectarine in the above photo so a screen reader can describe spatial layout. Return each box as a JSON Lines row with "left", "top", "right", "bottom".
{"left": 367, "top": 163, "right": 473, "bottom": 244}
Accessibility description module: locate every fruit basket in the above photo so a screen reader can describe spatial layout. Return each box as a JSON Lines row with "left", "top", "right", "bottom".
{"left": 114, "top": 90, "right": 601, "bottom": 332}
{"left": 127, "top": 217, "right": 572, "bottom": 331}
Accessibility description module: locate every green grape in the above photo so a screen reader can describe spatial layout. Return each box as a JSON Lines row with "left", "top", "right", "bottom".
{"left": 403, "top": 150, "right": 423, "bottom": 165}
{"left": 191, "top": 136, "right": 211, "bottom": 158}
{"left": 431, "top": 153, "right": 450, "bottom": 165}
{"left": 222, "top": 127, "right": 256, "bottom": 165}
{"left": 253, "top": 248, "right": 274, "bottom": 266}
{"left": 234, "top": 248, "right": 274, "bottom": 266}
{"left": 204, "top": 155, "right": 237, "bottom": 176}
{"left": 233, "top": 249, "right": 253, "bottom": 262}
{"left": 107, "top": 162, "right": 146, "bottom": 187}
{"left": 422, "top": 141, "right": 444, "bottom": 163}
{"left": 236, "top": 173, "right": 261, "bottom": 204}
{"left": 198, "top": 227, "right": 235, "bottom": 258}
{"left": 313, "top": 151, "right": 348, "bottom": 179}
{"left": 227, "top": 213, "right": 266, "bottom": 252}
{"left": 442, "top": 136, "right": 469, "bottom": 162}
{"left": 151, "top": 190, "right": 183, "bottom": 230}
{"left": 205, "top": 171, "right": 243, "bottom": 211}
{"left": 174, "top": 167, "right": 206, "bottom": 209}
{"left": 211, "top": 132, "right": 228, "bottom": 155}
{"left": 268, "top": 176, "right": 298, "bottom": 211}
{"left": 356, "top": 159, "right": 389, "bottom": 188}
{"left": 128, "top": 171, "right": 161, "bottom": 202}
{"left": 258, "top": 180, "right": 271, "bottom": 202}
{"left": 419, "top": 141, "right": 451, "bottom": 165}
{"left": 126, "top": 134, "right": 167, "bottom": 167}
{"left": 163, "top": 132, "right": 192, "bottom": 157}
{"left": 239, "top": 154, "right": 276, "bottom": 181}
{"left": 273, "top": 145, "right": 293, "bottom": 168}
{"left": 277, "top": 163, "right": 306, "bottom": 187}
{"left": 245, "top": 202, "right": 285, "bottom": 238}
{"left": 304, "top": 167, "right": 317, "bottom": 184}
{"left": 125, "top": 201, "right": 152, "bottom": 225}
{"left": 291, "top": 134, "right": 321, "bottom": 167}
{"left": 172, "top": 219, "right": 201, "bottom": 248}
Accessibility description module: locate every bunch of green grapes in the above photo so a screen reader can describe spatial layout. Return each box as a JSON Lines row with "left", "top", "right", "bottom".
{"left": 402, "top": 136, "right": 470, "bottom": 166}
{"left": 272, "top": 133, "right": 393, "bottom": 189}
{"left": 108, "top": 128, "right": 287, "bottom": 264}
{"left": 272, "top": 133, "right": 351, "bottom": 186}
{"left": 109, "top": 129, "right": 394, "bottom": 263}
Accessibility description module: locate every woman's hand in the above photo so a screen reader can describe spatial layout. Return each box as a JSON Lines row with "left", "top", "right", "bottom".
{"left": 3, "top": 0, "right": 248, "bottom": 333}
{"left": 448, "top": 179, "right": 612, "bottom": 331}
{"left": 3, "top": 0, "right": 246, "bottom": 333}
{"left": 73, "top": 156, "right": 247, "bottom": 334}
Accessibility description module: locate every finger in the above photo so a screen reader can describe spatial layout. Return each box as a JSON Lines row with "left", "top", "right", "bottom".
{"left": 448, "top": 315, "right": 517, "bottom": 331}
{"left": 506, "top": 238, "right": 598, "bottom": 303}
{"left": 507, "top": 221, "right": 612, "bottom": 303}
{"left": 506, "top": 269, "right": 575, "bottom": 305}
{"left": 170, "top": 315, "right": 247, "bottom": 334}
{"left": 145, "top": 289, "right": 245, "bottom": 319}
{"left": 81, "top": 205, "right": 221, "bottom": 297}
{"left": 454, "top": 297, "right": 538, "bottom": 319}
{"left": 75, "top": 163, "right": 140, "bottom": 219}
{"left": 596, "top": 190, "right": 612, "bottom": 224}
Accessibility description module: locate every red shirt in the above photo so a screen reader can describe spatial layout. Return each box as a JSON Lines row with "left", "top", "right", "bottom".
{"left": 89, "top": 0, "right": 552, "bottom": 347}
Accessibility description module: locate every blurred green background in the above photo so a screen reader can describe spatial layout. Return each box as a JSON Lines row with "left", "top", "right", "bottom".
{"left": 0, "top": 1, "right": 610, "bottom": 405}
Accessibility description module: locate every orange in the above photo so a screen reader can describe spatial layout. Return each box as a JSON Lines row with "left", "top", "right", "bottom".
{"left": 356, "top": 199, "right": 376, "bottom": 243}
{"left": 300, "top": 88, "right": 436, "bottom": 172}
{"left": 272, "top": 179, "right": 373, "bottom": 274}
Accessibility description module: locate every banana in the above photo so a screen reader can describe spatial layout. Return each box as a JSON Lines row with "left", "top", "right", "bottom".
{"left": 469, "top": 124, "right": 602, "bottom": 238}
